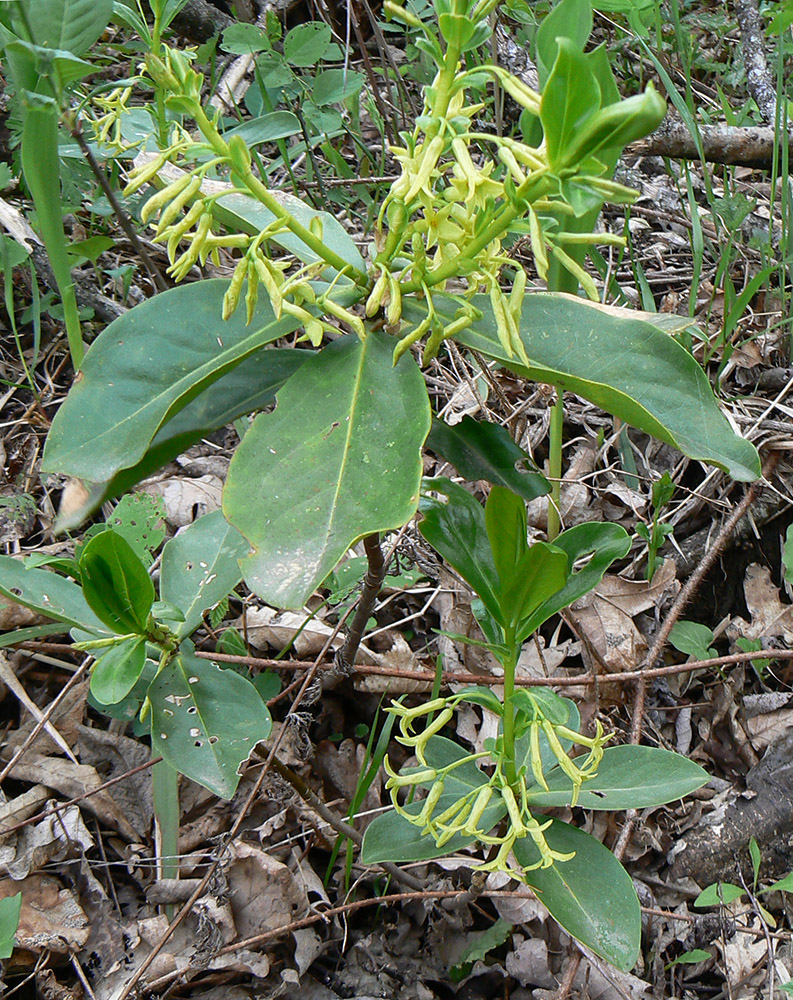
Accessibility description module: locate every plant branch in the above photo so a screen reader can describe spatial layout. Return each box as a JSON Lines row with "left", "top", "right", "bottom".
{"left": 336, "top": 533, "right": 387, "bottom": 672}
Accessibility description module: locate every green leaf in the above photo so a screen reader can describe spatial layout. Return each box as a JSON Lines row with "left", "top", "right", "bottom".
{"left": 0, "top": 555, "right": 107, "bottom": 632}
{"left": 668, "top": 621, "right": 716, "bottom": 660}
{"left": 749, "top": 836, "right": 762, "bottom": 885}
{"left": 427, "top": 415, "right": 550, "bottom": 500}
{"left": 283, "top": 22, "right": 332, "bottom": 66}
{"left": 453, "top": 687, "right": 505, "bottom": 717}
{"left": 667, "top": 949, "right": 712, "bottom": 967}
{"left": 61, "top": 348, "right": 308, "bottom": 525}
{"left": 783, "top": 524, "right": 793, "bottom": 586}
{"left": 160, "top": 510, "right": 251, "bottom": 639}
{"left": 450, "top": 918, "right": 513, "bottom": 982}
{"left": 11, "top": 0, "right": 113, "bottom": 55}
{"left": 449, "top": 293, "right": 761, "bottom": 482}
{"left": 423, "top": 734, "right": 490, "bottom": 794}
{"left": 693, "top": 883, "right": 745, "bottom": 907}
{"left": 79, "top": 531, "right": 155, "bottom": 634}
{"left": 149, "top": 646, "right": 272, "bottom": 799}
{"left": 535, "top": 0, "right": 593, "bottom": 85}
{"left": 214, "top": 191, "right": 365, "bottom": 276}
{"left": 221, "top": 22, "right": 271, "bottom": 53}
{"left": 224, "top": 330, "right": 430, "bottom": 609}
{"left": 419, "top": 478, "right": 502, "bottom": 624}
{"left": 90, "top": 635, "right": 147, "bottom": 705}
{"left": 485, "top": 486, "right": 528, "bottom": 587}
{"left": 541, "top": 39, "right": 601, "bottom": 168}
{"left": 527, "top": 745, "right": 709, "bottom": 809}
{"left": 514, "top": 819, "right": 641, "bottom": 971}
{"left": 760, "top": 872, "right": 793, "bottom": 895}
{"left": 42, "top": 281, "right": 302, "bottom": 513}
{"left": 312, "top": 68, "right": 364, "bottom": 106}
{"left": 103, "top": 493, "right": 166, "bottom": 567}
{"left": 517, "top": 521, "right": 631, "bottom": 641}
{"left": 0, "top": 893, "right": 21, "bottom": 960}
{"left": 221, "top": 111, "right": 301, "bottom": 147}
{"left": 500, "top": 542, "right": 569, "bottom": 631}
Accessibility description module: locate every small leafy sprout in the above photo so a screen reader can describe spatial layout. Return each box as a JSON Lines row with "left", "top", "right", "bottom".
{"left": 384, "top": 687, "right": 612, "bottom": 877}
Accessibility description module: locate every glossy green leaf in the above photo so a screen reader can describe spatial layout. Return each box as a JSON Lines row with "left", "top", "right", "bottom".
{"left": 514, "top": 819, "right": 641, "bottom": 971}
{"left": 0, "top": 893, "right": 21, "bottom": 960}
{"left": 90, "top": 635, "right": 147, "bottom": 705}
{"left": 149, "top": 646, "right": 272, "bottom": 799}
{"left": 485, "top": 485, "right": 528, "bottom": 587}
{"left": 427, "top": 415, "right": 550, "bottom": 500}
{"left": 42, "top": 281, "right": 302, "bottom": 509}
{"left": 214, "top": 191, "right": 365, "bottom": 276}
{"left": 517, "top": 522, "right": 630, "bottom": 641}
{"left": 419, "top": 478, "right": 502, "bottom": 623}
{"left": 79, "top": 531, "right": 155, "bottom": 634}
{"left": 448, "top": 293, "right": 760, "bottom": 482}
{"left": 60, "top": 348, "right": 308, "bottom": 526}
{"left": 0, "top": 555, "right": 107, "bottom": 632}
{"left": 501, "top": 542, "right": 569, "bottom": 631}
{"left": 8, "top": 0, "right": 113, "bottom": 55}
{"left": 224, "top": 330, "right": 430, "bottom": 609}
{"left": 160, "top": 510, "right": 251, "bottom": 639}
{"left": 527, "top": 745, "right": 709, "bottom": 809}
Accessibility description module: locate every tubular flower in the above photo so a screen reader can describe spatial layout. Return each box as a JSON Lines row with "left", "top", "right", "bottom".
{"left": 381, "top": 692, "right": 615, "bottom": 880}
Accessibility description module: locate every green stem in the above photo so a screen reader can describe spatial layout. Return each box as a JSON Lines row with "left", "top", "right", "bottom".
{"left": 152, "top": 759, "right": 179, "bottom": 918}
{"left": 547, "top": 397, "right": 563, "bottom": 541}
{"left": 500, "top": 635, "right": 518, "bottom": 786}
{"left": 190, "top": 104, "right": 368, "bottom": 285}
{"left": 545, "top": 258, "right": 579, "bottom": 540}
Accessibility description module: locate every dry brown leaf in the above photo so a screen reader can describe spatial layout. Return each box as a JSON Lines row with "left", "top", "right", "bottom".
{"left": 729, "top": 563, "right": 793, "bottom": 644}
{"left": 225, "top": 841, "right": 305, "bottom": 941}
{"left": 239, "top": 606, "right": 340, "bottom": 657}
{"left": 0, "top": 803, "right": 93, "bottom": 880}
{"left": 140, "top": 474, "right": 222, "bottom": 527}
{"left": 0, "top": 753, "right": 141, "bottom": 841}
{"left": 0, "top": 873, "right": 90, "bottom": 957}
{"left": 566, "top": 559, "right": 677, "bottom": 673}
{"left": 354, "top": 632, "right": 429, "bottom": 693}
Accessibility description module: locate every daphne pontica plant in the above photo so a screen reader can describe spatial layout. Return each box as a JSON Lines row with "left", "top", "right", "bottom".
{"left": 0, "top": 0, "right": 760, "bottom": 973}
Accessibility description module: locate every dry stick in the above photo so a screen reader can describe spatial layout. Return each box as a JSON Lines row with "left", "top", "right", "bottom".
{"left": 0, "top": 659, "right": 89, "bottom": 785}
{"left": 336, "top": 532, "right": 387, "bottom": 671}
{"left": 19, "top": 640, "right": 793, "bottom": 688}
{"left": 270, "top": 756, "right": 424, "bottom": 891}
{"left": 613, "top": 455, "right": 778, "bottom": 863}
{"left": 0, "top": 756, "right": 162, "bottom": 837}
{"left": 69, "top": 119, "right": 169, "bottom": 293}
{"left": 735, "top": 0, "right": 783, "bottom": 125}
{"left": 629, "top": 119, "right": 791, "bottom": 168}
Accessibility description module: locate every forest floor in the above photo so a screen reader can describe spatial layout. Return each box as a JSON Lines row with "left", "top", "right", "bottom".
{"left": 2, "top": 1, "right": 793, "bottom": 998}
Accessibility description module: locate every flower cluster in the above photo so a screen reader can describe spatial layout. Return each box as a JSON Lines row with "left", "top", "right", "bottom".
{"left": 383, "top": 694, "right": 612, "bottom": 877}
